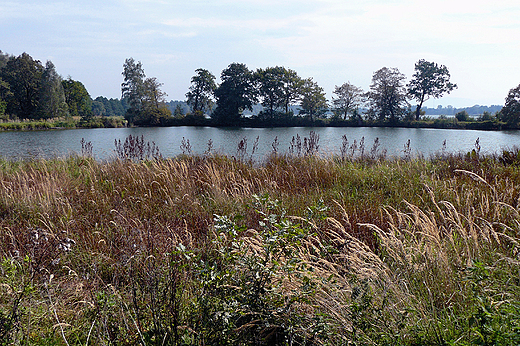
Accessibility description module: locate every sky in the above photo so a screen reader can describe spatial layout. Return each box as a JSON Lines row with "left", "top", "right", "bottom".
{"left": 1, "top": 0, "right": 519, "bottom": 108}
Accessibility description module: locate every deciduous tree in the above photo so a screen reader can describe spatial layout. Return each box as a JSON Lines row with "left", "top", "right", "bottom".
{"left": 0, "top": 52, "right": 44, "bottom": 119}
{"left": 366, "top": 67, "right": 408, "bottom": 123}
{"left": 142, "top": 76, "right": 171, "bottom": 125}
{"left": 62, "top": 77, "right": 92, "bottom": 118}
{"left": 332, "top": 82, "right": 364, "bottom": 120}
{"left": 408, "top": 59, "right": 457, "bottom": 120}
{"left": 121, "top": 58, "right": 170, "bottom": 125}
{"left": 279, "top": 68, "right": 303, "bottom": 115}
{"left": 299, "top": 78, "right": 328, "bottom": 122}
{"left": 38, "top": 61, "right": 69, "bottom": 119}
{"left": 213, "top": 63, "right": 257, "bottom": 125}
{"left": 186, "top": 68, "right": 216, "bottom": 115}
{"left": 499, "top": 84, "right": 520, "bottom": 126}
{"left": 255, "top": 66, "right": 285, "bottom": 119}
{"left": 121, "top": 58, "right": 146, "bottom": 125}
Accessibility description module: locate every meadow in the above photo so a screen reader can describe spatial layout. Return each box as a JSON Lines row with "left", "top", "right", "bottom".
{"left": 0, "top": 136, "right": 519, "bottom": 345}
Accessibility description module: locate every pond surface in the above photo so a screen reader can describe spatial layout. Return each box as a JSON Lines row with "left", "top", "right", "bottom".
{"left": 1, "top": 126, "right": 519, "bottom": 160}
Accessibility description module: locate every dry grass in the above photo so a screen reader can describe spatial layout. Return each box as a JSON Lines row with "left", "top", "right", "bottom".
{"left": 0, "top": 152, "right": 519, "bottom": 344}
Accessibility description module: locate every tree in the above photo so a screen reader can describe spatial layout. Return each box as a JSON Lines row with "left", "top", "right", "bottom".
{"left": 499, "top": 84, "right": 520, "bottom": 126}
{"left": 279, "top": 68, "right": 303, "bottom": 115}
{"left": 62, "top": 77, "right": 92, "bottom": 118}
{"left": 0, "top": 51, "right": 11, "bottom": 70}
{"left": 173, "top": 104, "right": 184, "bottom": 119}
{"left": 332, "top": 82, "right": 364, "bottom": 120}
{"left": 92, "top": 100, "right": 106, "bottom": 116}
{"left": 455, "top": 110, "right": 470, "bottom": 122}
{"left": 186, "top": 68, "right": 216, "bottom": 115}
{"left": 213, "top": 63, "right": 257, "bottom": 125}
{"left": 94, "top": 96, "right": 127, "bottom": 117}
{"left": 299, "top": 78, "right": 328, "bottom": 122}
{"left": 408, "top": 59, "right": 457, "bottom": 120}
{"left": 255, "top": 66, "right": 285, "bottom": 119}
{"left": 121, "top": 58, "right": 170, "bottom": 125}
{"left": 366, "top": 67, "right": 408, "bottom": 123}
{"left": 38, "top": 61, "right": 69, "bottom": 119}
{"left": 0, "top": 52, "right": 11, "bottom": 116}
{"left": 0, "top": 52, "right": 44, "bottom": 119}
{"left": 141, "top": 76, "right": 171, "bottom": 125}
{"left": 0, "top": 77, "right": 9, "bottom": 119}
{"left": 121, "top": 58, "right": 146, "bottom": 125}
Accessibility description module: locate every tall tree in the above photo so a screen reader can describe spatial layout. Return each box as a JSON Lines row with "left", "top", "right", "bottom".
{"left": 121, "top": 58, "right": 146, "bottom": 125}
{"left": 332, "top": 82, "right": 364, "bottom": 120}
{"left": 366, "top": 67, "right": 408, "bottom": 123}
{"left": 499, "top": 84, "right": 520, "bottom": 126}
{"left": 121, "top": 58, "right": 170, "bottom": 125}
{"left": 255, "top": 66, "right": 285, "bottom": 119}
{"left": 186, "top": 68, "right": 216, "bottom": 115}
{"left": 299, "top": 78, "right": 328, "bottom": 122}
{"left": 0, "top": 52, "right": 44, "bottom": 119}
{"left": 408, "top": 59, "right": 457, "bottom": 120}
{"left": 0, "top": 79, "right": 7, "bottom": 118}
{"left": 38, "top": 61, "right": 69, "bottom": 119}
{"left": 213, "top": 63, "right": 257, "bottom": 125}
{"left": 142, "top": 76, "right": 171, "bottom": 125}
{"left": 279, "top": 68, "right": 303, "bottom": 114}
{"left": 62, "top": 77, "right": 92, "bottom": 118}
{"left": 0, "top": 50, "right": 11, "bottom": 70}
{"left": 0, "top": 51, "right": 13, "bottom": 118}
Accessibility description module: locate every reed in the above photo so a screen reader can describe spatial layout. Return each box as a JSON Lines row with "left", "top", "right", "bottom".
{"left": 0, "top": 144, "right": 519, "bottom": 344}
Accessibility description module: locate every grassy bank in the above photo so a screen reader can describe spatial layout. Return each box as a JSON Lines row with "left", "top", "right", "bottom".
{"left": 0, "top": 148, "right": 519, "bottom": 345}
{"left": 0, "top": 116, "right": 126, "bottom": 131}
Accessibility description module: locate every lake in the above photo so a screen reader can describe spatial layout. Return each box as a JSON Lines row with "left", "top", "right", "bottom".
{"left": 1, "top": 126, "right": 519, "bottom": 160}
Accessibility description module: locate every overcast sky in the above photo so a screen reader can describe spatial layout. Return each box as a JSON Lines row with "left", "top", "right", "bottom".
{"left": 2, "top": 0, "right": 519, "bottom": 108}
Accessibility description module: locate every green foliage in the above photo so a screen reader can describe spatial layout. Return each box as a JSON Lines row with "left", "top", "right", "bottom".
{"left": 92, "top": 96, "right": 126, "bottom": 117}
{"left": 466, "top": 261, "right": 520, "bottom": 346}
{"left": 62, "top": 77, "right": 93, "bottom": 119}
{"left": 455, "top": 110, "right": 470, "bottom": 121}
{"left": 332, "top": 82, "right": 364, "bottom": 121}
{"left": 38, "top": 61, "right": 69, "bottom": 119}
{"left": 121, "top": 58, "right": 171, "bottom": 125}
{"left": 299, "top": 78, "right": 328, "bottom": 121}
{"left": 499, "top": 84, "right": 520, "bottom": 126}
{"left": 186, "top": 68, "right": 216, "bottom": 114}
{"left": 255, "top": 66, "right": 287, "bottom": 118}
{"left": 121, "top": 57, "right": 146, "bottom": 124}
{"left": 366, "top": 67, "right": 408, "bottom": 123}
{"left": 407, "top": 59, "right": 457, "bottom": 120}
{"left": 0, "top": 52, "right": 44, "bottom": 119}
{"left": 213, "top": 63, "right": 257, "bottom": 125}
{"left": 172, "top": 194, "right": 327, "bottom": 345}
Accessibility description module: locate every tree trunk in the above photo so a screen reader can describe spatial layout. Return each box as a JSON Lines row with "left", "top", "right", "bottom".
{"left": 415, "top": 95, "right": 425, "bottom": 120}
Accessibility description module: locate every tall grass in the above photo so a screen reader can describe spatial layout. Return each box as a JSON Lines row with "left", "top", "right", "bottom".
{"left": 0, "top": 144, "right": 519, "bottom": 344}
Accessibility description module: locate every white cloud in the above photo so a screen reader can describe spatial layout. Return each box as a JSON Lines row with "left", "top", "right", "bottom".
{"left": 1, "top": 0, "right": 519, "bottom": 105}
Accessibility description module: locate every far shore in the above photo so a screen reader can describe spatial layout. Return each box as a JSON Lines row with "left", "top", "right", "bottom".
{"left": 0, "top": 115, "right": 516, "bottom": 132}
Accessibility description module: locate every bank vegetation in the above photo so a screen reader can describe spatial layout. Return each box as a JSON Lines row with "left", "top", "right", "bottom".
{"left": 0, "top": 137, "right": 519, "bottom": 345}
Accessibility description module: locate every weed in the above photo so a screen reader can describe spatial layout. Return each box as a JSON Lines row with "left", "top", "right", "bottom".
{"left": 114, "top": 134, "right": 161, "bottom": 160}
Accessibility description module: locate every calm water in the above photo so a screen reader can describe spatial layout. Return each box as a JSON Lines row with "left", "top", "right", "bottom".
{"left": 1, "top": 126, "right": 520, "bottom": 160}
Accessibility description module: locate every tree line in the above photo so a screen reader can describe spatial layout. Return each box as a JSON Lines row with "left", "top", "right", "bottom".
{"left": 2, "top": 50, "right": 520, "bottom": 129}
{"left": 124, "top": 58, "right": 520, "bottom": 127}
{"left": 121, "top": 58, "right": 461, "bottom": 126}
{"left": 0, "top": 51, "right": 94, "bottom": 121}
